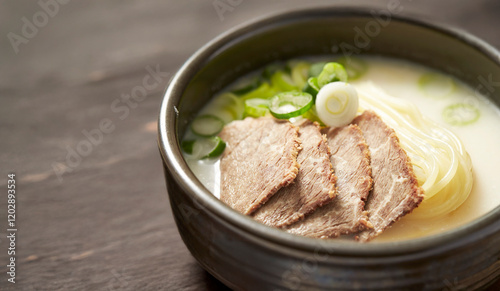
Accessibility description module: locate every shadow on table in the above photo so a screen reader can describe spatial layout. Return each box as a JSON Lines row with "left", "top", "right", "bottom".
{"left": 202, "top": 270, "right": 232, "bottom": 291}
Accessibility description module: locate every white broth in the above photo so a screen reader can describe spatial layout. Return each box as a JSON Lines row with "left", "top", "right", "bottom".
{"left": 352, "top": 57, "right": 500, "bottom": 241}
{"left": 184, "top": 56, "right": 500, "bottom": 242}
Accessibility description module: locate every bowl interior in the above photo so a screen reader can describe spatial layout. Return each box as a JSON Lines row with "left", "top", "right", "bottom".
{"left": 159, "top": 7, "right": 500, "bottom": 255}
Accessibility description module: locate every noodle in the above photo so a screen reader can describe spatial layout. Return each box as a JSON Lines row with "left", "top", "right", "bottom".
{"left": 356, "top": 82, "right": 473, "bottom": 219}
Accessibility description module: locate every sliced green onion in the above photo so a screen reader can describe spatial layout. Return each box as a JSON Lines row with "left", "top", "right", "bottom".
{"left": 291, "top": 62, "right": 311, "bottom": 88}
{"left": 240, "top": 82, "right": 276, "bottom": 101}
{"left": 188, "top": 136, "right": 226, "bottom": 159}
{"left": 222, "top": 104, "right": 242, "bottom": 121}
{"left": 231, "top": 75, "right": 262, "bottom": 96}
{"left": 244, "top": 98, "right": 269, "bottom": 118}
{"left": 301, "top": 105, "right": 325, "bottom": 126}
{"left": 315, "top": 82, "right": 358, "bottom": 127}
{"left": 181, "top": 140, "right": 196, "bottom": 154}
{"left": 191, "top": 114, "right": 225, "bottom": 137}
{"left": 201, "top": 92, "right": 244, "bottom": 123}
{"left": 317, "top": 62, "right": 348, "bottom": 88}
{"left": 268, "top": 91, "right": 314, "bottom": 119}
{"left": 336, "top": 57, "right": 368, "bottom": 80}
{"left": 222, "top": 93, "right": 245, "bottom": 120}
{"left": 285, "top": 59, "right": 300, "bottom": 72}
{"left": 271, "top": 70, "right": 298, "bottom": 92}
{"left": 309, "top": 62, "right": 327, "bottom": 78}
{"left": 419, "top": 73, "right": 455, "bottom": 98}
{"left": 442, "top": 103, "right": 480, "bottom": 126}
{"left": 302, "top": 77, "right": 320, "bottom": 99}
{"left": 212, "top": 108, "right": 237, "bottom": 125}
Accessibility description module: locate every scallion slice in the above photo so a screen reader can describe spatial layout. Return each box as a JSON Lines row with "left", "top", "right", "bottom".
{"left": 419, "top": 73, "right": 455, "bottom": 98}
{"left": 181, "top": 140, "right": 196, "bottom": 154}
{"left": 308, "top": 62, "right": 327, "bottom": 78}
{"left": 301, "top": 105, "right": 325, "bottom": 126}
{"left": 240, "top": 82, "right": 276, "bottom": 101}
{"left": 231, "top": 75, "right": 262, "bottom": 96}
{"left": 317, "top": 62, "right": 348, "bottom": 88}
{"left": 442, "top": 103, "right": 480, "bottom": 126}
{"left": 336, "top": 57, "right": 368, "bottom": 80}
{"left": 302, "top": 77, "right": 320, "bottom": 99}
{"left": 201, "top": 92, "right": 244, "bottom": 123}
{"left": 315, "top": 82, "right": 358, "bottom": 127}
{"left": 290, "top": 62, "right": 311, "bottom": 88}
{"left": 184, "top": 136, "right": 226, "bottom": 159}
{"left": 268, "top": 91, "right": 313, "bottom": 119}
{"left": 244, "top": 98, "right": 269, "bottom": 118}
{"left": 271, "top": 70, "right": 298, "bottom": 92}
{"left": 191, "top": 114, "right": 225, "bottom": 137}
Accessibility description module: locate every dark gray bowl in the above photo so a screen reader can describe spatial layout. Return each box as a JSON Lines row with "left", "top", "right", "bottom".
{"left": 158, "top": 7, "right": 500, "bottom": 290}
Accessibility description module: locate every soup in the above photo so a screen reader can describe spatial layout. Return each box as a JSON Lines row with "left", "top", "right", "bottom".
{"left": 183, "top": 56, "right": 500, "bottom": 242}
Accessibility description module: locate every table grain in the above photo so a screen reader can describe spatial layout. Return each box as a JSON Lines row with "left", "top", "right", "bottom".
{"left": 1, "top": 0, "right": 499, "bottom": 290}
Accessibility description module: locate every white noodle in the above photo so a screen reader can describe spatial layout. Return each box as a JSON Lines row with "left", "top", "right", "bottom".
{"left": 356, "top": 82, "right": 473, "bottom": 219}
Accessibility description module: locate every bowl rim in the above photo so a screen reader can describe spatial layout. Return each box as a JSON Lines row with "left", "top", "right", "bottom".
{"left": 158, "top": 6, "right": 500, "bottom": 257}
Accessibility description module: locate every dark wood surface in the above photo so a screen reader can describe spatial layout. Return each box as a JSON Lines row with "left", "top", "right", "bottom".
{"left": 1, "top": 0, "right": 500, "bottom": 290}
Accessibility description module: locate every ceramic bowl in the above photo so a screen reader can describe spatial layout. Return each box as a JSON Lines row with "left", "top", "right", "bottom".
{"left": 158, "top": 7, "right": 500, "bottom": 290}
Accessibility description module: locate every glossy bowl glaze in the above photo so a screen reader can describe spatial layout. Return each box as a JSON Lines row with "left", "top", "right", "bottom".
{"left": 158, "top": 7, "right": 500, "bottom": 290}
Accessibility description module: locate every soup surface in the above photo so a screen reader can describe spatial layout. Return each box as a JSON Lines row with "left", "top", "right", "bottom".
{"left": 184, "top": 56, "right": 500, "bottom": 242}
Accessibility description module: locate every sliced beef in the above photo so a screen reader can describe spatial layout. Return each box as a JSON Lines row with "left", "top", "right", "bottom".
{"left": 218, "top": 117, "right": 301, "bottom": 215}
{"left": 252, "top": 120, "right": 337, "bottom": 228}
{"left": 287, "top": 124, "right": 373, "bottom": 238}
{"left": 353, "top": 110, "right": 424, "bottom": 242}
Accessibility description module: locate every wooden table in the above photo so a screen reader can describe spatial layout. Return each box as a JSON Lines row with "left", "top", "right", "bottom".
{"left": 1, "top": 0, "right": 499, "bottom": 290}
